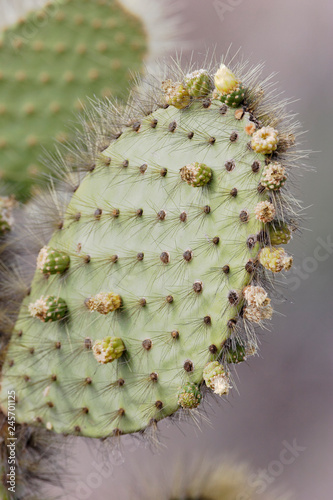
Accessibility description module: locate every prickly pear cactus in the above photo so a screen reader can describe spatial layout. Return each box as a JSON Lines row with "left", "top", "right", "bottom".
{"left": 0, "top": 57, "right": 301, "bottom": 442}
{"left": 0, "top": 0, "right": 148, "bottom": 199}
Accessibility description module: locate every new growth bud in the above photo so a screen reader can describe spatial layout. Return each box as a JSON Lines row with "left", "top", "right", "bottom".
{"left": 251, "top": 126, "right": 279, "bottom": 154}
{"left": 86, "top": 292, "right": 122, "bottom": 314}
{"left": 203, "top": 361, "right": 231, "bottom": 395}
{"left": 178, "top": 382, "right": 202, "bottom": 408}
{"left": 93, "top": 337, "right": 125, "bottom": 364}
{"left": 180, "top": 162, "right": 212, "bottom": 187}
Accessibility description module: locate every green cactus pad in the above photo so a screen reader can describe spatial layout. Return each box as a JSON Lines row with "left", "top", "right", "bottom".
{"left": 93, "top": 336, "right": 125, "bottom": 364}
{"left": 161, "top": 80, "right": 191, "bottom": 109}
{"left": 259, "top": 246, "right": 293, "bottom": 273}
{"left": 86, "top": 291, "right": 122, "bottom": 314}
{"left": 203, "top": 360, "right": 225, "bottom": 384}
{"left": 261, "top": 162, "right": 287, "bottom": 190}
{"left": 0, "top": 98, "right": 275, "bottom": 437}
{"left": 0, "top": 0, "right": 147, "bottom": 199}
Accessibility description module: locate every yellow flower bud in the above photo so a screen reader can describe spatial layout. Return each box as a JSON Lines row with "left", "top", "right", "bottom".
{"left": 214, "top": 64, "right": 239, "bottom": 94}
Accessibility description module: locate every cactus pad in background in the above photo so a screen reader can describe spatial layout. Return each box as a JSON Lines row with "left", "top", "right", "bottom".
{"left": 0, "top": 57, "right": 303, "bottom": 443}
{"left": 0, "top": 0, "right": 148, "bottom": 199}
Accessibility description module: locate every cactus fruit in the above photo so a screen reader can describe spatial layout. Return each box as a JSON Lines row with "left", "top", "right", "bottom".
{"left": 255, "top": 200, "right": 276, "bottom": 222}
{"left": 86, "top": 292, "right": 122, "bottom": 314}
{"left": 269, "top": 221, "right": 292, "bottom": 245}
{"left": 161, "top": 80, "right": 191, "bottom": 109}
{"left": 93, "top": 336, "right": 125, "bottom": 364}
{"left": 203, "top": 361, "right": 230, "bottom": 395}
{"left": 0, "top": 54, "right": 304, "bottom": 445}
{"left": 37, "top": 246, "right": 70, "bottom": 275}
{"left": 223, "top": 340, "right": 256, "bottom": 364}
{"left": 28, "top": 295, "right": 68, "bottom": 322}
{"left": 243, "top": 285, "right": 269, "bottom": 307}
{"left": 178, "top": 382, "right": 202, "bottom": 409}
{"left": 259, "top": 246, "right": 293, "bottom": 273}
{"left": 184, "top": 69, "right": 212, "bottom": 97}
{"left": 0, "top": 0, "right": 165, "bottom": 199}
{"left": 242, "top": 284, "right": 273, "bottom": 323}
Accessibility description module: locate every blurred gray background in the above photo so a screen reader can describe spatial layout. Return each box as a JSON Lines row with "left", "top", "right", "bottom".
{"left": 69, "top": 1, "right": 333, "bottom": 499}
{"left": 3, "top": 0, "right": 333, "bottom": 498}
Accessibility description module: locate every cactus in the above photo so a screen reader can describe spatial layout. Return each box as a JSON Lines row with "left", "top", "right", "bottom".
{"left": 180, "top": 162, "right": 212, "bottom": 187}
{"left": 0, "top": 0, "right": 165, "bottom": 199}
{"left": 0, "top": 54, "right": 304, "bottom": 448}
{"left": 161, "top": 80, "right": 191, "bottom": 108}
{"left": 259, "top": 246, "right": 293, "bottom": 272}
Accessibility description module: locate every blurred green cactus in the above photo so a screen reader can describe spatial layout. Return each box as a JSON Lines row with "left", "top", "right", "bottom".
{"left": 0, "top": 0, "right": 148, "bottom": 199}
